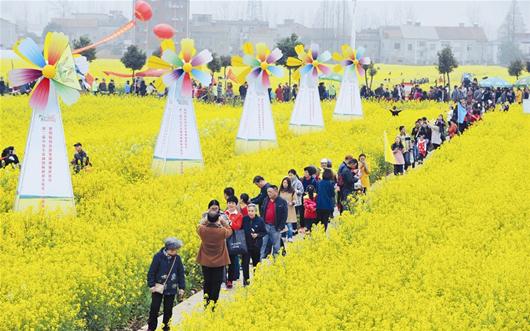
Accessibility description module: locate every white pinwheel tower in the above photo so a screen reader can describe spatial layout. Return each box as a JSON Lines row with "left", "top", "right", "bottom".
{"left": 287, "top": 44, "right": 332, "bottom": 134}
{"left": 8, "top": 32, "right": 82, "bottom": 213}
{"left": 332, "top": 45, "right": 370, "bottom": 120}
{"left": 147, "top": 39, "right": 213, "bottom": 175}
{"left": 231, "top": 43, "right": 283, "bottom": 154}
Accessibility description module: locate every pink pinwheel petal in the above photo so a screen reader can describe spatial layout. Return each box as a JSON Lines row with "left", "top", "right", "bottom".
{"left": 162, "top": 69, "right": 183, "bottom": 87}
{"left": 318, "top": 64, "right": 331, "bottom": 75}
{"left": 8, "top": 68, "right": 42, "bottom": 87}
{"left": 357, "top": 65, "right": 365, "bottom": 77}
{"left": 182, "top": 73, "right": 192, "bottom": 97}
{"left": 29, "top": 78, "right": 50, "bottom": 110}
{"left": 266, "top": 48, "right": 282, "bottom": 64}
{"left": 191, "top": 49, "right": 213, "bottom": 66}
{"left": 261, "top": 71, "right": 270, "bottom": 88}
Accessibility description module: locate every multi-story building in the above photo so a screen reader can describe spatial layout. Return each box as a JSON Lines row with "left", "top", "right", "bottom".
{"left": 0, "top": 17, "right": 18, "bottom": 49}
{"left": 133, "top": 0, "right": 190, "bottom": 55}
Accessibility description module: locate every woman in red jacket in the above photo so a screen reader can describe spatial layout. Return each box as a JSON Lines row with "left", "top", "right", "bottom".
{"left": 225, "top": 195, "right": 243, "bottom": 288}
{"left": 303, "top": 185, "right": 317, "bottom": 233}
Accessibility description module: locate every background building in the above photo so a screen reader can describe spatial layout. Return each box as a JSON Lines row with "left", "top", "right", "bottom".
{"left": 0, "top": 18, "right": 20, "bottom": 49}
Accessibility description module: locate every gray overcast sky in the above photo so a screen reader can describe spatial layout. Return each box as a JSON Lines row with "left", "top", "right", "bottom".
{"left": 0, "top": 0, "right": 528, "bottom": 39}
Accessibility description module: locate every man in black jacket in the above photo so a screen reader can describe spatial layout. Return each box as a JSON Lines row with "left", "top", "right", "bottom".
{"left": 259, "top": 185, "right": 288, "bottom": 259}
{"left": 250, "top": 175, "right": 271, "bottom": 212}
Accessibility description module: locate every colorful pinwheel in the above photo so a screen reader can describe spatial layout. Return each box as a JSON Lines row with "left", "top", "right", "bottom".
{"left": 332, "top": 45, "right": 371, "bottom": 76}
{"left": 231, "top": 42, "right": 283, "bottom": 89}
{"left": 148, "top": 38, "right": 212, "bottom": 97}
{"left": 74, "top": 55, "right": 92, "bottom": 90}
{"left": 286, "top": 43, "right": 331, "bottom": 80}
{"left": 8, "top": 32, "right": 80, "bottom": 110}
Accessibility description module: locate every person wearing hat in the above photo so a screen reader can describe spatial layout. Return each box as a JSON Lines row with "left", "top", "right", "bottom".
{"left": 147, "top": 237, "right": 186, "bottom": 331}
{"left": 70, "top": 142, "right": 91, "bottom": 173}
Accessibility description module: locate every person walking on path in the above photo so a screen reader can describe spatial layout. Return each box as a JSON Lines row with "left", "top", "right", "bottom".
{"left": 316, "top": 169, "right": 336, "bottom": 231}
{"left": 250, "top": 176, "right": 271, "bottom": 212}
{"left": 279, "top": 177, "right": 297, "bottom": 242}
{"left": 392, "top": 136, "right": 405, "bottom": 175}
{"left": 260, "top": 185, "right": 288, "bottom": 259}
{"left": 147, "top": 238, "right": 186, "bottom": 331}
{"left": 196, "top": 200, "right": 233, "bottom": 310}
{"left": 241, "top": 204, "right": 266, "bottom": 286}
{"left": 224, "top": 196, "right": 243, "bottom": 289}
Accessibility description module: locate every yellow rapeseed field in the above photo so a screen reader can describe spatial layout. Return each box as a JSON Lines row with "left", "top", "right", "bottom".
{"left": 0, "top": 94, "right": 444, "bottom": 329}
{"left": 179, "top": 109, "right": 530, "bottom": 330}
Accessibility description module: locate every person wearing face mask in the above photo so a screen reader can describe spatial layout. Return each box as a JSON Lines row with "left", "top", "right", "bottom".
{"left": 196, "top": 200, "right": 233, "bottom": 309}
{"left": 147, "top": 237, "right": 186, "bottom": 331}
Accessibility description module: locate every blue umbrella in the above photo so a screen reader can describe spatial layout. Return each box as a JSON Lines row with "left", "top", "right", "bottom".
{"left": 514, "top": 76, "right": 530, "bottom": 87}
{"left": 320, "top": 73, "right": 342, "bottom": 82}
{"left": 479, "top": 77, "right": 512, "bottom": 88}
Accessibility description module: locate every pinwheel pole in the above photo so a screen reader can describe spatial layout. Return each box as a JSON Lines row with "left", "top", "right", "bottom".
{"left": 288, "top": 44, "right": 331, "bottom": 134}
{"left": 233, "top": 43, "right": 283, "bottom": 154}
{"left": 149, "top": 39, "right": 212, "bottom": 175}
{"left": 8, "top": 33, "right": 81, "bottom": 214}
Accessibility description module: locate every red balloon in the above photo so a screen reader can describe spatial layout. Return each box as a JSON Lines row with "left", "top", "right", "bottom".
{"left": 135, "top": 1, "right": 152, "bottom": 21}
{"left": 153, "top": 24, "right": 175, "bottom": 39}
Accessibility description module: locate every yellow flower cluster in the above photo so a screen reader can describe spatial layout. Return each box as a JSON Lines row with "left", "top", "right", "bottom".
{"left": 0, "top": 94, "right": 454, "bottom": 329}
{"left": 178, "top": 110, "right": 530, "bottom": 330}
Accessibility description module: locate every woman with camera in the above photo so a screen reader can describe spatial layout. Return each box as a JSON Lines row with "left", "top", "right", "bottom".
{"left": 196, "top": 200, "right": 233, "bottom": 309}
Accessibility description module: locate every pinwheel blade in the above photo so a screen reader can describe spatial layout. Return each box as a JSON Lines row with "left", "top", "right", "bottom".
{"left": 161, "top": 39, "right": 176, "bottom": 52}
{"left": 191, "top": 49, "right": 212, "bottom": 66}
{"left": 243, "top": 54, "right": 260, "bottom": 68}
{"left": 231, "top": 55, "right": 244, "bottom": 67}
{"left": 356, "top": 47, "right": 366, "bottom": 60}
{"left": 163, "top": 69, "right": 184, "bottom": 87}
{"left": 317, "top": 51, "right": 331, "bottom": 63}
{"left": 360, "top": 57, "right": 371, "bottom": 66}
{"left": 182, "top": 72, "right": 192, "bottom": 97}
{"left": 261, "top": 70, "right": 270, "bottom": 88}
{"left": 191, "top": 68, "right": 212, "bottom": 86}
{"left": 332, "top": 52, "right": 343, "bottom": 62}
{"left": 147, "top": 55, "right": 172, "bottom": 70}
{"left": 44, "top": 32, "right": 69, "bottom": 66}
{"left": 357, "top": 65, "right": 365, "bottom": 77}
{"left": 341, "top": 44, "right": 353, "bottom": 58}
{"left": 53, "top": 80, "right": 80, "bottom": 105}
{"left": 267, "top": 65, "right": 283, "bottom": 78}
{"left": 266, "top": 48, "right": 282, "bottom": 64}
{"left": 236, "top": 67, "right": 252, "bottom": 84}
{"left": 300, "top": 64, "right": 313, "bottom": 76}
{"left": 242, "top": 42, "right": 254, "bottom": 56}
{"left": 310, "top": 43, "right": 319, "bottom": 60}
{"left": 8, "top": 68, "right": 42, "bottom": 87}
{"left": 332, "top": 64, "right": 343, "bottom": 73}
{"left": 286, "top": 57, "right": 303, "bottom": 67}
{"left": 318, "top": 64, "right": 331, "bottom": 75}
{"left": 14, "top": 38, "right": 46, "bottom": 68}
{"left": 255, "top": 43, "right": 270, "bottom": 62}
{"left": 54, "top": 45, "right": 81, "bottom": 90}
{"left": 162, "top": 49, "right": 183, "bottom": 67}
{"left": 249, "top": 67, "right": 261, "bottom": 79}
{"left": 180, "top": 39, "right": 196, "bottom": 62}
{"left": 29, "top": 78, "right": 50, "bottom": 110}
{"left": 294, "top": 44, "right": 305, "bottom": 58}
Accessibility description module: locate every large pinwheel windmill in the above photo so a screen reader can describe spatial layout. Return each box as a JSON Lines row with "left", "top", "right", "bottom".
{"left": 8, "top": 32, "right": 80, "bottom": 214}
{"left": 147, "top": 38, "right": 212, "bottom": 175}
{"left": 231, "top": 42, "right": 283, "bottom": 154}
{"left": 286, "top": 43, "right": 331, "bottom": 134}
{"left": 332, "top": 45, "right": 370, "bottom": 120}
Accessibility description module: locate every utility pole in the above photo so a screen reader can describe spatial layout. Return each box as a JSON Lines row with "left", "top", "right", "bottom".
{"left": 350, "top": 0, "right": 357, "bottom": 47}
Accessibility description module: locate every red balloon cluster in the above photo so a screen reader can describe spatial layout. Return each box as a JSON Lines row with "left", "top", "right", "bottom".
{"left": 153, "top": 24, "right": 176, "bottom": 39}
{"left": 135, "top": 1, "right": 152, "bottom": 21}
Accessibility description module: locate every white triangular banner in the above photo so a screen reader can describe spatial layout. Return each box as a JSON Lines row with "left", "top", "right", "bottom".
{"left": 333, "top": 68, "right": 363, "bottom": 120}
{"left": 523, "top": 99, "right": 530, "bottom": 114}
{"left": 289, "top": 74, "right": 324, "bottom": 134}
{"left": 235, "top": 81, "right": 277, "bottom": 154}
{"left": 14, "top": 85, "right": 75, "bottom": 213}
{"left": 152, "top": 85, "right": 203, "bottom": 175}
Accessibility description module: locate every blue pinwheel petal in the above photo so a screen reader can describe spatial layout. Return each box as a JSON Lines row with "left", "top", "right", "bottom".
{"left": 16, "top": 38, "right": 46, "bottom": 68}
{"left": 191, "top": 68, "right": 212, "bottom": 86}
{"left": 267, "top": 65, "right": 283, "bottom": 78}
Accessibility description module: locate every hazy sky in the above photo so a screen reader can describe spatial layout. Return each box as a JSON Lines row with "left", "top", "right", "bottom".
{"left": 0, "top": 0, "right": 528, "bottom": 39}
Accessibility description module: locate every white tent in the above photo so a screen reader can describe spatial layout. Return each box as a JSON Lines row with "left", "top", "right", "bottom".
{"left": 289, "top": 73, "right": 324, "bottom": 134}
{"left": 14, "top": 88, "right": 75, "bottom": 213}
{"left": 523, "top": 99, "right": 530, "bottom": 114}
{"left": 235, "top": 80, "right": 277, "bottom": 154}
{"left": 152, "top": 84, "right": 203, "bottom": 175}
